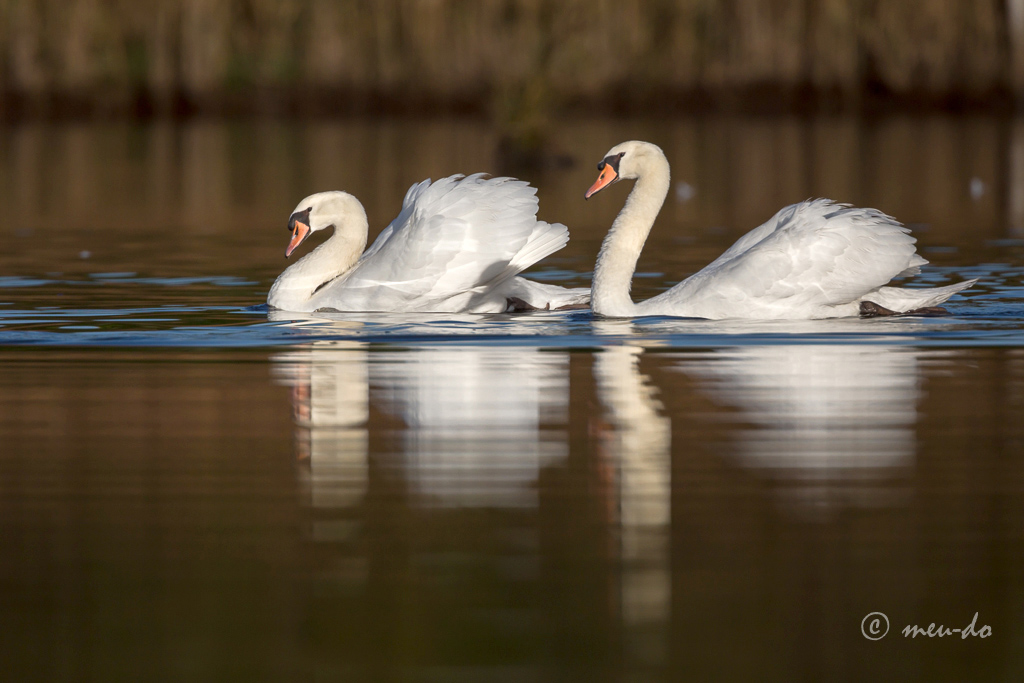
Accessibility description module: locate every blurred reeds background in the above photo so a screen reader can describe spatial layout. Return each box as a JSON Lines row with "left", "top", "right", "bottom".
{"left": 2, "top": 0, "right": 1024, "bottom": 121}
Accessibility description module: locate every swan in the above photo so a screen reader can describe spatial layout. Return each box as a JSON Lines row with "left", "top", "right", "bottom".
{"left": 268, "top": 173, "right": 590, "bottom": 313}
{"left": 584, "top": 140, "right": 976, "bottom": 319}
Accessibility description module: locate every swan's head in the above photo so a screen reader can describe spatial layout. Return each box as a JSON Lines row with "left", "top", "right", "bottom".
{"left": 584, "top": 141, "right": 666, "bottom": 199}
{"left": 285, "top": 191, "right": 367, "bottom": 257}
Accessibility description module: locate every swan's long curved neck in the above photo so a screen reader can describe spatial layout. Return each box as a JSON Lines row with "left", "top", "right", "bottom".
{"left": 267, "top": 224, "right": 366, "bottom": 310}
{"left": 592, "top": 157, "right": 670, "bottom": 317}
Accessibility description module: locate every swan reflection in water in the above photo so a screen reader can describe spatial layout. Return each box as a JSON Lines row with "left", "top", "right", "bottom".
{"left": 592, "top": 342, "right": 672, "bottom": 662}
{"left": 271, "top": 338, "right": 572, "bottom": 522}
{"left": 270, "top": 332, "right": 675, "bottom": 668}
{"left": 591, "top": 315, "right": 922, "bottom": 514}
{"left": 272, "top": 341, "right": 370, "bottom": 522}
{"left": 270, "top": 316, "right": 924, "bottom": 675}
{"left": 269, "top": 329, "right": 669, "bottom": 513}
{"left": 371, "top": 344, "right": 570, "bottom": 508}
{"left": 675, "top": 342, "right": 921, "bottom": 514}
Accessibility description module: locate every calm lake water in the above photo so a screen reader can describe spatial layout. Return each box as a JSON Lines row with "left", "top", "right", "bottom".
{"left": 1, "top": 116, "right": 1023, "bottom": 681}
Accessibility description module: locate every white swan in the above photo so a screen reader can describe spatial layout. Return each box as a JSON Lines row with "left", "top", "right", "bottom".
{"left": 268, "top": 173, "right": 590, "bottom": 313}
{"left": 584, "top": 140, "right": 976, "bottom": 319}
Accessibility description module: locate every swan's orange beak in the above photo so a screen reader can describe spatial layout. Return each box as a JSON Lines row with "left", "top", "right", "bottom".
{"left": 285, "top": 221, "right": 311, "bottom": 258}
{"left": 585, "top": 164, "right": 618, "bottom": 199}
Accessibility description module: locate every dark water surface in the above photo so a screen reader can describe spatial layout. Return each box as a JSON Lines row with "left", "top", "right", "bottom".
{"left": 2, "top": 117, "right": 1023, "bottom": 681}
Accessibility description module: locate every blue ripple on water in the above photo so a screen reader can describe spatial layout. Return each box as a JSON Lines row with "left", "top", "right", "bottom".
{"left": 0, "top": 276, "right": 55, "bottom": 288}
{"left": 1, "top": 274, "right": 259, "bottom": 288}
{"left": 0, "top": 303, "right": 1021, "bottom": 349}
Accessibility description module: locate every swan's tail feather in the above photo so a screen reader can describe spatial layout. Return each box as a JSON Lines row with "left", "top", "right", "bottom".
{"left": 480, "top": 221, "right": 570, "bottom": 290}
{"left": 510, "top": 221, "right": 570, "bottom": 273}
{"left": 867, "top": 278, "right": 977, "bottom": 311}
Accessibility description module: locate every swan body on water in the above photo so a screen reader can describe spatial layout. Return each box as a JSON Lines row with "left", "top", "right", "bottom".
{"left": 269, "top": 174, "right": 589, "bottom": 313}
{"left": 584, "top": 140, "right": 976, "bottom": 320}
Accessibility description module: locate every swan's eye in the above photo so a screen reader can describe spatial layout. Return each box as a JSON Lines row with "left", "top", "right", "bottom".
{"left": 601, "top": 153, "right": 624, "bottom": 173}
{"left": 289, "top": 207, "right": 313, "bottom": 232}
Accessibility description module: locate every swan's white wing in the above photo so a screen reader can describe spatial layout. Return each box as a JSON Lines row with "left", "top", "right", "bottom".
{"left": 701, "top": 204, "right": 796, "bottom": 270}
{"left": 658, "top": 199, "right": 926, "bottom": 316}
{"left": 318, "top": 174, "right": 567, "bottom": 311}
{"left": 356, "top": 178, "right": 430, "bottom": 264}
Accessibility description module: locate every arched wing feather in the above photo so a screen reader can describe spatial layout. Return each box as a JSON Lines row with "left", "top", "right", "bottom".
{"left": 330, "top": 174, "right": 566, "bottom": 310}
{"left": 664, "top": 199, "right": 926, "bottom": 313}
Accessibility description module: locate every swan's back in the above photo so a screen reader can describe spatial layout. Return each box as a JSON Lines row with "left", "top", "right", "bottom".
{"left": 646, "top": 199, "right": 936, "bottom": 318}
{"left": 308, "top": 174, "right": 568, "bottom": 312}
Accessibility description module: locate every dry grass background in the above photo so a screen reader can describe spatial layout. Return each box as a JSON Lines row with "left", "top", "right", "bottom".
{"left": 1, "top": 0, "right": 1022, "bottom": 120}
